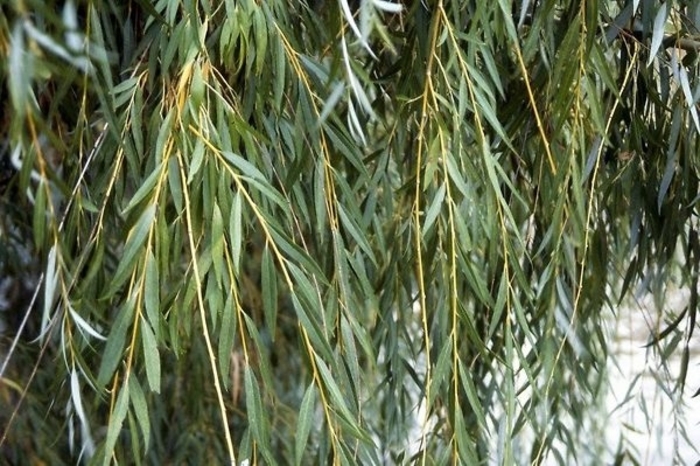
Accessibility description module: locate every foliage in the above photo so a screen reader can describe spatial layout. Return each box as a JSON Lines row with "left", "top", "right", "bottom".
{"left": 1, "top": 0, "right": 699, "bottom": 464}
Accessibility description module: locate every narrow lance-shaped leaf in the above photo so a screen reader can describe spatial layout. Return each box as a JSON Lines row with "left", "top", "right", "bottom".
{"left": 102, "top": 382, "right": 130, "bottom": 466}
{"left": 140, "top": 316, "right": 161, "bottom": 393}
{"left": 128, "top": 376, "right": 151, "bottom": 451}
{"left": 295, "top": 384, "right": 317, "bottom": 466}
{"left": 261, "top": 245, "right": 278, "bottom": 339}
{"left": 648, "top": 3, "right": 667, "bottom": 67}
{"left": 108, "top": 203, "right": 157, "bottom": 296}
{"left": 97, "top": 299, "right": 136, "bottom": 386}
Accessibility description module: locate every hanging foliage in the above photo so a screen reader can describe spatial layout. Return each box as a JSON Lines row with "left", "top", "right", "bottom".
{"left": 1, "top": 0, "right": 699, "bottom": 464}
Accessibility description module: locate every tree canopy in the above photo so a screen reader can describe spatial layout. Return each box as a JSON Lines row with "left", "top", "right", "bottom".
{"left": 1, "top": 0, "right": 699, "bottom": 464}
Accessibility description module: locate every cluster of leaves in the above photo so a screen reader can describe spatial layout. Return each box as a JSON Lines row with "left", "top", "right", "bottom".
{"left": 1, "top": 0, "right": 700, "bottom": 464}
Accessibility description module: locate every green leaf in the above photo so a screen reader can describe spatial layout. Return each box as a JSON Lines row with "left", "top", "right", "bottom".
{"left": 9, "top": 24, "right": 30, "bottom": 117}
{"left": 140, "top": 317, "right": 161, "bottom": 393}
{"left": 190, "top": 63, "right": 205, "bottom": 111}
{"left": 678, "top": 64, "right": 700, "bottom": 134}
{"left": 648, "top": 3, "right": 667, "bottom": 66}
{"left": 122, "top": 168, "right": 161, "bottom": 217}
{"left": 187, "top": 138, "right": 206, "bottom": 183}
{"left": 32, "top": 181, "right": 47, "bottom": 249}
{"left": 218, "top": 292, "right": 237, "bottom": 383}
{"left": 69, "top": 304, "right": 107, "bottom": 341}
{"left": 41, "top": 245, "right": 59, "bottom": 336}
{"left": 131, "top": 89, "right": 145, "bottom": 156}
{"left": 229, "top": 191, "right": 243, "bottom": 272}
{"left": 69, "top": 368, "right": 91, "bottom": 450}
{"left": 97, "top": 299, "right": 135, "bottom": 387}
{"left": 658, "top": 150, "right": 676, "bottom": 213}
{"left": 458, "top": 359, "right": 487, "bottom": 432}
{"left": 429, "top": 339, "right": 453, "bottom": 406}
{"left": 102, "top": 381, "right": 130, "bottom": 466}
{"left": 423, "top": 183, "right": 446, "bottom": 234}
{"left": 244, "top": 367, "right": 271, "bottom": 457}
{"left": 295, "top": 384, "right": 317, "bottom": 466}
{"left": 143, "top": 250, "right": 160, "bottom": 333}
{"left": 168, "top": 156, "right": 184, "bottom": 214}
{"left": 211, "top": 203, "right": 225, "bottom": 281}
{"left": 128, "top": 376, "right": 151, "bottom": 451}
{"left": 111, "top": 77, "right": 138, "bottom": 108}
{"left": 155, "top": 110, "right": 175, "bottom": 162}
{"left": 261, "top": 245, "right": 278, "bottom": 339}
{"left": 272, "top": 36, "right": 285, "bottom": 111}
{"left": 314, "top": 356, "right": 355, "bottom": 424}
{"left": 222, "top": 151, "right": 266, "bottom": 182}
{"left": 453, "top": 408, "right": 479, "bottom": 464}
{"left": 108, "top": 203, "right": 156, "bottom": 296}
{"left": 132, "top": 0, "right": 168, "bottom": 26}
{"left": 337, "top": 204, "right": 376, "bottom": 265}
{"left": 252, "top": 8, "right": 268, "bottom": 75}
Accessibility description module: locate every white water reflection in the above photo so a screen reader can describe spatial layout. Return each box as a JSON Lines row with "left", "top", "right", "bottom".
{"left": 397, "top": 284, "right": 700, "bottom": 465}
{"left": 606, "top": 287, "right": 700, "bottom": 465}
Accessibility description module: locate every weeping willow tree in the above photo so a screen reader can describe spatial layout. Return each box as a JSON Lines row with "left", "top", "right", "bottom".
{"left": 1, "top": 0, "right": 699, "bottom": 463}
